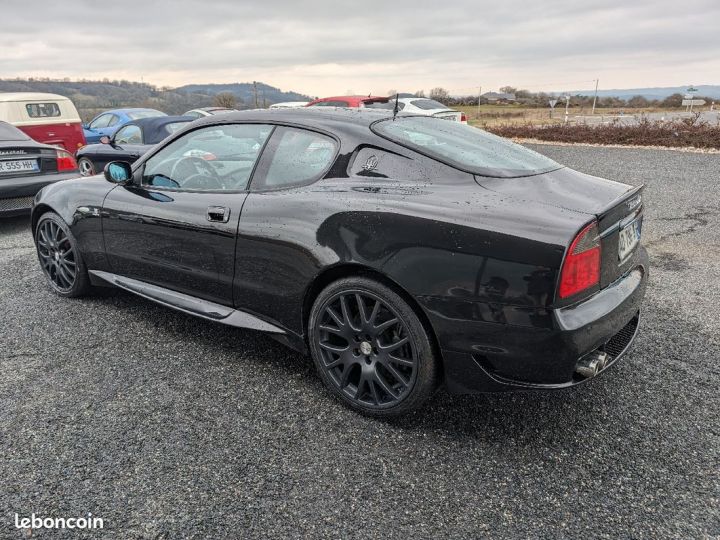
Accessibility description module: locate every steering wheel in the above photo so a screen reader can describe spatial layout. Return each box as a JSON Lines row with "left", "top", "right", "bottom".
{"left": 170, "top": 156, "right": 224, "bottom": 190}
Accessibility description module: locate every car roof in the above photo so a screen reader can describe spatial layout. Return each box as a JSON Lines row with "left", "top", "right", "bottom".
{"left": 189, "top": 107, "right": 396, "bottom": 131}
{"left": 121, "top": 115, "right": 193, "bottom": 143}
{"left": 104, "top": 108, "right": 164, "bottom": 115}
{"left": 0, "top": 92, "right": 73, "bottom": 103}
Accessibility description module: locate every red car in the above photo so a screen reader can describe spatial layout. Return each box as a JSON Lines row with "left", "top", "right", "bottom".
{"left": 306, "top": 95, "right": 390, "bottom": 108}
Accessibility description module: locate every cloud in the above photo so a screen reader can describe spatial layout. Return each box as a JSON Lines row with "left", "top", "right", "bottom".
{"left": 1, "top": 0, "right": 718, "bottom": 95}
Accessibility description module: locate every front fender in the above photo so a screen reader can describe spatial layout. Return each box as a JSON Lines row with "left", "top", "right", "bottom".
{"left": 32, "top": 176, "right": 114, "bottom": 272}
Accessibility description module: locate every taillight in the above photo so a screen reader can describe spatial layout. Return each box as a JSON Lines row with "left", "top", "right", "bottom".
{"left": 460, "top": 112, "right": 467, "bottom": 123}
{"left": 56, "top": 149, "right": 78, "bottom": 172}
{"left": 559, "top": 221, "right": 601, "bottom": 299}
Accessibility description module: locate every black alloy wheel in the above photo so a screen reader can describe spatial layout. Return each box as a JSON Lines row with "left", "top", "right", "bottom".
{"left": 35, "top": 212, "right": 92, "bottom": 297}
{"left": 309, "top": 277, "right": 439, "bottom": 416}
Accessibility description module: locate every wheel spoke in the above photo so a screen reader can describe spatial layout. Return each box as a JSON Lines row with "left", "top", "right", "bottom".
{"left": 339, "top": 295, "right": 360, "bottom": 331}
{"left": 326, "top": 306, "right": 344, "bottom": 328}
{"left": 368, "top": 379, "right": 380, "bottom": 405}
{"left": 378, "top": 335, "right": 408, "bottom": 353}
{"left": 373, "top": 372, "right": 398, "bottom": 399}
{"left": 374, "top": 317, "right": 399, "bottom": 333}
{"left": 383, "top": 362, "right": 409, "bottom": 386}
{"left": 319, "top": 341, "right": 348, "bottom": 353}
{"left": 388, "top": 354, "right": 415, "bottom": 367}
{"left": 355, "top": 293, "right": 368, "bottom": 324}
{"left": 368, "top": 300, "right": 380, "bottom": 326}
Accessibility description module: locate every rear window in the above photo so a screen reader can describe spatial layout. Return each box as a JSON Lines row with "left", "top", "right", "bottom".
{"left": 128, "top": 110, "right": 166, "bottom": 120}
{"left": 410, "top": 99, "right": 447, "bottom": 110}
{"left": 372, "top": 117, "right": 562, "bottom": 178}
{"left": 25, "top": 103, "right": 61, "bottom": 118}
{"left": 0, "top": 122, "right": 29, "bottom": 141}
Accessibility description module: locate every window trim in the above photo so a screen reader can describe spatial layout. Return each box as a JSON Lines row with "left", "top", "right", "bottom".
{"left": 247, "top": 125, "right": 340, "bottom": 193}
{"left": 134, "top": 122, "right": 276, "bottom": 195}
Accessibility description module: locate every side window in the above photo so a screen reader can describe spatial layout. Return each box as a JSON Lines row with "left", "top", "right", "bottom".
{"left": 114, "top": 125, "right": 142, "bottom": 144}
{"left": 257, "top": 127, "right": 337, "bottom": 190}
{"left": 89, "top": 114, "right": 111, "bottom": 129}
{"left": 107, "top": 114, "right": 120, "bottom": 127}
{"left": 350, "top": 147, "right": 429, "bottom": 181}
{"left": 142, "top": 124, "right": 273, "bottom": 191}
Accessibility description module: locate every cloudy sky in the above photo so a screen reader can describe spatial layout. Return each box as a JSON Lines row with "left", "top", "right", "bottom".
{"left": 2, "top": 0, "right": 718, "bottom": 96}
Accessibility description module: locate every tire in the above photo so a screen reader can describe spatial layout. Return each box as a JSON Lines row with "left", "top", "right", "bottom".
{"left": 34, "top": 212, "right": 93, "bottom": 298}
{"left": 308, "top": 277, "right": 440, "bottom": 417}
{"left": 78, "top": 157, "right": 95, "bottom": 177}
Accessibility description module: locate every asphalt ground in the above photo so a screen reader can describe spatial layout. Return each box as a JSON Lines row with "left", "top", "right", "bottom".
{"left": 1, "top": 144, "right": 718, "bottom": 539}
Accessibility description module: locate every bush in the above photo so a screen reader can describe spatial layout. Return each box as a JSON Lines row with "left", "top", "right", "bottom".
{"left": 487, "top": 115, "right": 720, "bottom": 149}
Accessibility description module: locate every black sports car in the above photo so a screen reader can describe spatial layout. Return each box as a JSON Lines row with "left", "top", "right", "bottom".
{"left": 76, "top": 116, "right": 194, "bottom": 177}
{"left": 31, "top": 108, "right": 648, "bottom": 416}
{"left": 0, "top": 121, "right": 79, "bottom": 217}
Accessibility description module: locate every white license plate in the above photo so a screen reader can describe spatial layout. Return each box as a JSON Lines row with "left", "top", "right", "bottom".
{"left": 618, "top": 217, "right": 642, "bottom": 261}
{"left": 0, "top": 159, "right": 39, "bottom": 174}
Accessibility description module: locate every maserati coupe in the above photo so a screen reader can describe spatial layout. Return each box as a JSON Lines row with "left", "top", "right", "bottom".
{"left": 31, "top": 108, "right": 648, "bottom": 416}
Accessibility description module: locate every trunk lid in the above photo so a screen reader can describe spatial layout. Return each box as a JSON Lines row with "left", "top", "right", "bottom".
{"left": 0, "top": 145, "right": 59, "bottom": 177}
{"left": 475, "top": 167, "right": 645, "bottom": 290}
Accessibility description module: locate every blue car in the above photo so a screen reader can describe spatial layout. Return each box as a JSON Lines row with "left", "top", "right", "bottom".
{"left": 82, "top": 108, "right": 167, "bottom": 144}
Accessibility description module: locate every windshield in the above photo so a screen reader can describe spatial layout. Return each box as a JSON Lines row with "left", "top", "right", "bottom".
{"left": 128, "top": 110, "right": 167, "bottom": 120}
{"left": 372, "top": 117, "right": 562, "bottom": 178}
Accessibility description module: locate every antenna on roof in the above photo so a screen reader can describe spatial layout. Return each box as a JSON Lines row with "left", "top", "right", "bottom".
{"left": 392, "top": 93, "right": 400, "bottom": 121}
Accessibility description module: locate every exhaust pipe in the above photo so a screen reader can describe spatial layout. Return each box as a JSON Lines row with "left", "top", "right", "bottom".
{"left": 575, "top": 351, "right": 610, "bottom": 379}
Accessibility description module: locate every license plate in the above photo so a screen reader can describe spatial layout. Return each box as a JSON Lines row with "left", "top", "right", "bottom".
{"left": 618, "top": 217, "right": 642, "bottom": 261}
{"left": 0, "top": 159, "right": 39, "bottom": 174}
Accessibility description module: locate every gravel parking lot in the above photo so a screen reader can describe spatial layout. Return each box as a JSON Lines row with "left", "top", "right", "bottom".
{"left": 1, "top": 145, "right": 718, "bottom": 539}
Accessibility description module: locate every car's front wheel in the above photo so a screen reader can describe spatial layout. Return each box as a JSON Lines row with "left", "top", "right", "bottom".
{"left": 77, "top": 157, "right": 95, "bottom": 177}
{"left": 309, "top": 277, "right": 440, "bottom": 417}
{"left": 35, "top": 212, "right": 93, "bottom": 297}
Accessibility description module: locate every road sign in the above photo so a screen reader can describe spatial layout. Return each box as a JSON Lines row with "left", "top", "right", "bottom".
{"left": 549, "top": 99, "right": 558, "bottom": 108}
{"left": 682, "top": 99, "right": 706, "bottom": 106}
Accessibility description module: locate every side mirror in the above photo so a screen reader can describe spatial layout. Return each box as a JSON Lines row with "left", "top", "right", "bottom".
{"left": 103, "top": 161, "right": 133, "bottom": 184}
{"left": 82, "top": 123, "right": 89, "bottom": 129}
{"left": 100, "top": 136, "right": 111, "bottom": 145}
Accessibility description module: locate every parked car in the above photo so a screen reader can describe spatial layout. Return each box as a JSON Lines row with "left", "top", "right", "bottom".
{"left": 306, "top": 95, "right": 390, "bottom": 108}
{"left": 389, "top": 94, "right": 467, "bottom": 123}
{"left": 0, "top": 92, "right": 86, "bottom": 151}
{"left": 76, "top": 116, "right": 194, "bottom": 177}
{"left": 182, "top": 107, "right": 239, "bottom": 118}
{"left": 269, "top": 102, "right": 309, "bottom": 109}
{"left": 82, "top": 108, "right": 166, "bottom": 144}
{"left": 0, "top": 121, "right": 78, "bottom": 217}
{"left": 30, "top": 108, "right": 647, "bottom": 417}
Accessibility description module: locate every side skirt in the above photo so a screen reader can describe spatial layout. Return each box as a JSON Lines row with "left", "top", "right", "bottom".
{"left": 89, "top": 270, "right": 286, "bottom": 334}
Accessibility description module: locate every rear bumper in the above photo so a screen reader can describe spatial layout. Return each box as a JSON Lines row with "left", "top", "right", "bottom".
{"left": 0, "top": 171, "right": 79, "bottom": 216}
{"left": 434, "top": 246, "right": 649, "bottom": 393}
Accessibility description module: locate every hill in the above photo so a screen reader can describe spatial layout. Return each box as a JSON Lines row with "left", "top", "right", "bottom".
{"left": 175, "top": 82, "right": 311, "bottom": 106}
{"left": 0, "top": 78, "right": 311, "bottom": 120}
{"left": 569, "top": 85, "right": 720, "bottom": 100}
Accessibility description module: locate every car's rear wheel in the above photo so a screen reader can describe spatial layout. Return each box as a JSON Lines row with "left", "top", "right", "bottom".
{"left": 309, "top": 277, "right": 440, "bottom": 417}
{"left": 35, "top": 212, "right": 93, "bottom": 297}
{"left": 78, "top": 157, "right": 95, "bottom": 177}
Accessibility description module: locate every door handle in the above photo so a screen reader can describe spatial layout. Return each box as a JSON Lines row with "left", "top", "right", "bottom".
{"left": 207, "top": 206, "right": 230, "bottom": 223}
